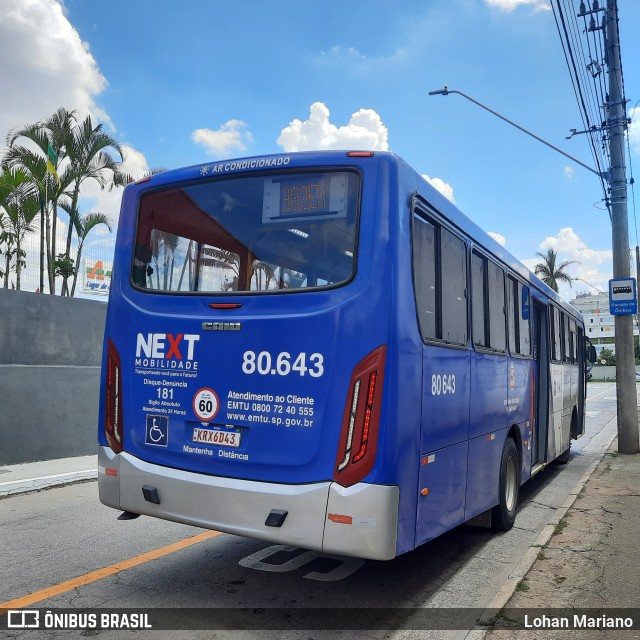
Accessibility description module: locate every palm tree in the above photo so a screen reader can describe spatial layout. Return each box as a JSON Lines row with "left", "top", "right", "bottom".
{"left": 0, "top": 168, "right": 40, "bottom": 289}
{"left": 534, "top": 248, "right": 577, "bottom": 293}
{"left": 5, "top": 109, "right": 126, "bottom": 296}
{"left": 5, "top": 108, "right": 75, "bottom": 293}
{"left": 56, "top": 198, "right": 114, "bottom": 296}
{"left": 59, "top": 115, "right": 125, "bottom": 295}
{"left": 44, "top": 109, "right": 78, "bottom": 285}
{"left": 69, "top": 212, "right": 112, "bottom": 297}
{"left": 251, "top": 260, "right": 276, "bottom": 290}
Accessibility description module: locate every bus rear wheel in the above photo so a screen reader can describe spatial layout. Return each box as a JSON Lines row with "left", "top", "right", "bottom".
{"left": 492, "top": 437, "right": 520, "bottom": 531}
{"left": 555, "top": 445, "right": 571, "bottom": 465}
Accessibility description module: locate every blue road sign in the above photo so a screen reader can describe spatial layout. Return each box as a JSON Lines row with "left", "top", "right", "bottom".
{"left": 609, "top": 278, "right": 638, "bottom": 315}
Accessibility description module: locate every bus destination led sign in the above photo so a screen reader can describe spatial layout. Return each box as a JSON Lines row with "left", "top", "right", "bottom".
{"left": 281, "top": 180, "right": 329, "bottom": 214}
{"left": 263, "top": 173, "right": 348, "bottom": 223}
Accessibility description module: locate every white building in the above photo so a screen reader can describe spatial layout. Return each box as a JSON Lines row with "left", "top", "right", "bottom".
{"left": 569, "top": 291, "right": 639, "bottom": 354}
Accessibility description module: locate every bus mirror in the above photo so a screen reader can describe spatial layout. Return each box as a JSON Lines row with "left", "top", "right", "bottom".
{"left": 587, "top": 345, "right": 597, "bottom": 363}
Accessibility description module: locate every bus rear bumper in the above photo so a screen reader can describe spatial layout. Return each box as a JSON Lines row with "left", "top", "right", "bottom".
{"left": 98, "top": 447, "right": 398, "bottom": 560}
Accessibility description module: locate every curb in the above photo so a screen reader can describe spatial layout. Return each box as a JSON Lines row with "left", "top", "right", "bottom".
{"left": 463, "top": 428, "right": 618, "bottom": 640}
{"left": 0, "top": 469, "right": 97, "bottom": 498}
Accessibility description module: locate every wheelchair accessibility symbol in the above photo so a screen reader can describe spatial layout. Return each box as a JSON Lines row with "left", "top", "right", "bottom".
{"left": 145, "top": 415, "right": 169, "bottom": 447}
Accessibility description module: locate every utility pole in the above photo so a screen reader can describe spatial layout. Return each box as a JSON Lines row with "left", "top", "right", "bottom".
{"left": 429, "top": 0, "right": 639, "bottom": 454}
{"left": 605, "top": 0, "right": 639, "bottom": 453}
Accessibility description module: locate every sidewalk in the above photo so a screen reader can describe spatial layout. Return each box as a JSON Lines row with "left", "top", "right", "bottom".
{"left": 0, "top": 454, "right": 97, "bottom": 497}
{"left": 478, "top": 438, "right": 640, "bottom": 639}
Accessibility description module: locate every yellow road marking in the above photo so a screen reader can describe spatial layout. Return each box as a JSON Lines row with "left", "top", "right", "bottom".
{"left": 0, "top": 530, "right": 221, "bottom": 610}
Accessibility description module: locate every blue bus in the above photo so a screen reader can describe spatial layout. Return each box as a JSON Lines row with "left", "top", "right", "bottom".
{"left": 98, "top": 151, "right": 588, "bottom": 560}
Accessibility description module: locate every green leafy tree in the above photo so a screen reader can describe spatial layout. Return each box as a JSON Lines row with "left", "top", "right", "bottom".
{"left": 534, "top": 248, "right": 577, "bottom": 293}
{"left": 599, "top": 347, "right": 616, "bottom": 366}
{"left": 0, "top": 168, "right": 40, "bottom": 289}
{"left": 53, "top": 253, "right": 76, "bottom": 295}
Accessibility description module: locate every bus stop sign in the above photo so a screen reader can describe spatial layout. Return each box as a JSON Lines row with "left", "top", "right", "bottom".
{"left": 609, "top": 278, "right": 638, "bottom": 315}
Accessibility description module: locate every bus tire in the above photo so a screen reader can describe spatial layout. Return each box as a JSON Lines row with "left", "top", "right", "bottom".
{"left": 557, "top": 411, "right": 576, "bottom": 464}
{"left": 492, "top": 437, "right": 520, "bottom": 531}
{"left": 555, "top": 446, "right": 570, "bottom": 464}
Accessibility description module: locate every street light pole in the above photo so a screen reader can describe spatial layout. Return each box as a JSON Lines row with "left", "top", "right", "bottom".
{"left": 428, "top": 87, "right": 603, "bottom": 178}
{"left": 572, "top": 277, "right": 608, "bottom": 295}
{"left": 430, "top": 71, "right": 639, "bottom": 454}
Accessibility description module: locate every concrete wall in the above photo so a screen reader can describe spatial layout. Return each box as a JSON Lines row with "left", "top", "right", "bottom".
{"left": 590, "top": 365, "right": 640, "bottom": 381}
{"left": 0, "top": 289, "right": 106, "bottom": 464}
{"left": 590, "top": 366, "right": 618, "bottom": 381}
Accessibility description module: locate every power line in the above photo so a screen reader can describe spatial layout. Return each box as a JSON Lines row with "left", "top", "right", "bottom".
{"left": 551, "top": 0, "right": 611, "bottom": 215}
{"left": 552, "top": 0, "right": 638, "bottom": 452}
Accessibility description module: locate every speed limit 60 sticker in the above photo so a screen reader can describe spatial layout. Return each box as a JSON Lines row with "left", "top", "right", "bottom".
{"left": 193, "top": 388, "right": 219, "bottom": 421}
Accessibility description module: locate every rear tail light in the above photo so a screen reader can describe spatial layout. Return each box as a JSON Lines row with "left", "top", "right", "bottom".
{"left": 334, "top": 345, "right": 386, "bottom": 487}
{"left": 105, "top": 339, "right": 124, "bottom": 454}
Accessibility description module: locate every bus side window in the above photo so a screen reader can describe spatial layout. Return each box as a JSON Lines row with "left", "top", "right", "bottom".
{"left": 507, "top": 276, "right": 518, "bottom": 354}
{"left": 487, "top": 260, "right": 506, "bottom": 352}
{"left": 412, "top": 212, "right": 468, "bottom": 345}
{"left": 570, "top": 318, "right": 577, "bottom": 364}
{"left": 471, "top": 252, "right": 487, "bottom": 347}
{"left": 563, "top": 313, "right": 571, "bottom": 363}
{"left": 519, "top": 283, "right": 531, "bottom": 355}
{"left": 551, "top": 306, "right": 562, "bottom": 362}
{"left": 412, "top": 215, "right": 437, "bottom": 340}
{"left": 440, "top": 228, "right": 467, "bottom": 344}
{"left": 471, "top": 252, "right": 506, "bottom": 352}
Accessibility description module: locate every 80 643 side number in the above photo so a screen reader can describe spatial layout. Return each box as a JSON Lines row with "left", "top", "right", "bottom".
{"left": 431, "top": 373, "right": 456, "bottom": 396}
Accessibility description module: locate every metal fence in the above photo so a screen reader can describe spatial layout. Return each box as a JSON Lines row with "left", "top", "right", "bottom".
{"left": 1, "top": 230, "right": 115, "bottom": 299}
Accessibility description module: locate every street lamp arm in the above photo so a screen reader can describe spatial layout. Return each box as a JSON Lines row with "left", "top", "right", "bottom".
{"left": 428, "top": 86, "right": 604, "bottom": 179}
{"left": 572, "top": 277, "right": 608, "bottom": 295}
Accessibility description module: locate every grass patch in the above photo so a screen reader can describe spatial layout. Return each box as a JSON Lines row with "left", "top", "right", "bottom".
{"left": 516, "top": 580, "right": 530, "bottom": 592}
{"left": 554, "top": 517, "right": 569, "bottom": 535}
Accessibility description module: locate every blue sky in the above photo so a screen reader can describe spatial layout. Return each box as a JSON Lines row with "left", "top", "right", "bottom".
{"left": 2, "top": 0, "right": 639, "bottom": 299}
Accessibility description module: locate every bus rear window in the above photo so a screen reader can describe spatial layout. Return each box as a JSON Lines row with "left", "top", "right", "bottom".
{"left": 132, "top": 171, "right": 360, "bottom": 293}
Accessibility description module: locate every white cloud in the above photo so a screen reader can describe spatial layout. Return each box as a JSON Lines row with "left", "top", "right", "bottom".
{"left": 488, "top": 232, "right": 507, "bottom": 246}
{"left": 191, "top": 119, "right": 254, "bottom": 157}
{"left": 421, "top": 174, "right": 456, "bottom": 203}
{"left": 80, "top": 145, "right": 150, "bottom": 224}
{"left": 0, "top": 0, "right": 111, "bottom": 139}
{"left": 0, "top": 1, "right": 171, "bottom": 296}
{"left": 322, "top": 46, "right": 368, "bottom": 63}
{"left": 277, "top": 102, "right": 389, "bottom": 152}
{"left": 564, "top": 166, "right": 575, "bottom": 179}
{"left": 315, "top": 45, "right": 408, "bottom": 71}
{"left": 540, "top": 227, "right": 586, "bottom": 254}
{"left": 484, "top": 0, "right": 550, "bottom": 11}
{"left": 0, "top": 0, "right": 152, "bottom": 252}
{"left": 532, "top": 227, "right": 613, "bottom": 297}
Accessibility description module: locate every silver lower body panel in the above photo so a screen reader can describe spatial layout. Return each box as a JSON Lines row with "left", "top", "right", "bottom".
{"left": 98, "top": 446, "right": 398, "bottom": 560}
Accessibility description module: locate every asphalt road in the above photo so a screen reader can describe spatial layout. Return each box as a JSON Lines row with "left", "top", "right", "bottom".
{"left": 0, "top": 383, "right": 618, "bottom": 640}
